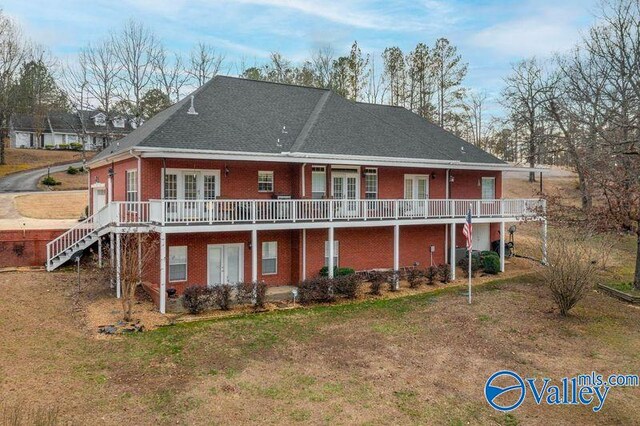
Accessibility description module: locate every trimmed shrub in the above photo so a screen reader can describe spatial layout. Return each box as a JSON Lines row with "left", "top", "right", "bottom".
{"left": 236, "top": 281, "right": 268, "bottom": 309}
{"left": 59, "top": 143, "right": 69, "bottom": 150}
{"left": 425, "top": 266, "right": 438, "bottom": 285}
{"left": 299, "top": 277, "right": 334, "bottom": 304}
{"left": 368, "top": 271, "right": 386, "bottom": 295}
{"left": 406, "top": 268, "right": 423, "bottom": 288}
{"left": 334, "top": 274, "right": 362, "bottom": 299}
{"left": 69, "top": 142, "right": 83, "bottom": 151}
{"left": 458, "top": 253, "right": 482, "bottom": 278}
{"left": 319, "top": 266, "right": 355, "bottom": 277}
{"left": 438, "top": 264, "right": 452, "bottom": 284}
{"left": 67, "top": 166, "right": 78, "bottom": 175}
{"left": 482, "top": 252, "right": 501, "bottom": 275}
{"left": 212, "top": 284, "right": 233, "bottom": 310}
{"left": 182, "top": 285, "right": 212, "bottom": 314}
{"left": 41, "top": 176, "right": 60, "bottom": 186}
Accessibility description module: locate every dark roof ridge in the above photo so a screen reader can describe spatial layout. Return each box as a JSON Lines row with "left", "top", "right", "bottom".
{"left": 216, "top": 75, "right": 330, "bottom": 93}
{"left": 289, "top": 91, "right": 331, "bottom": 153}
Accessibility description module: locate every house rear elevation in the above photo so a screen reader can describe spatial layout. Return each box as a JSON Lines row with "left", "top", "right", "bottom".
{"left": 46, "top": 76, "right": 546, "bottom": 313}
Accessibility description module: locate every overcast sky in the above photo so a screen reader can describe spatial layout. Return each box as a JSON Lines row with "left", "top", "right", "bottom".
{"left": 3, "top": 0, "right": 599, "bottom": 114}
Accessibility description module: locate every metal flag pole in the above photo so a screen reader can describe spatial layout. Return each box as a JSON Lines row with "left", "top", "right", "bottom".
{"left": 468, "top": 203, "right": 472, "bottom": 304}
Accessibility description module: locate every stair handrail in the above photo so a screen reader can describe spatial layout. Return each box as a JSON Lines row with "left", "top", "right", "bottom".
{"left": 46, "top": 204, "right": 113, "bottom": 270}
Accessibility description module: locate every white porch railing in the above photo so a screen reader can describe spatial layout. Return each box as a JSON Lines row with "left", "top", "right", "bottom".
{"left": 148, "top": 198, "right": 545, "bottom": 225}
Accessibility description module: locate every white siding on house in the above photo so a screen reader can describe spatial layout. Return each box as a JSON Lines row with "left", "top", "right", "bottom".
{"left": 14, "top": 132, "right": 31, "bottom": 148}
{"left": 43, "top": 134, "right": 54, "bottom": 148}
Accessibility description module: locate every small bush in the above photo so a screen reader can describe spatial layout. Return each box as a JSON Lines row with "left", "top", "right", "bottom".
{"left": 182, "top": 285, "right": 212, "bottom": 314}
{"left": 542, "top": 232, "right": 598, "bottom": 316}
{"left": 368, "top": 271, "right": 386, "bottom": 295}
{"left": 212, "top": 284, "right": 233, "bottom": 310}
{"left": 458, "top": 253, "right": 482, "bottom": 278}
{"left": 299, "top": 277, "right": 334, "bottom": 304}
{"left": 59, "top": 143, "right": 69, "bottom": 150}
{"left": 406, "top": 268, "right": 423, "bottom": 288}
{"left": 482, "top": 252, "right": 501, "bottom": 275}
{"left": 67, "top": 166, "right": 78, "bottom": 175}
{"left": 41, "top": 176, "right": 60, "bottom": 186}
{"left": 236, "top": 281, "right": 268, "bottom": 309}
{"left": 319, "top": 266, "right": 355, "bottom": 277}
{"left": 70, "top": 142, "right": 83, "bottom": 150}
{"left": 425, "top": 266, "right": 438, "bottom": 285}
{"left": 438, "top": 264, "right": 452, "bottom": 284}
{"left": 334, "top": 274, "right": 362, "bottom": 299}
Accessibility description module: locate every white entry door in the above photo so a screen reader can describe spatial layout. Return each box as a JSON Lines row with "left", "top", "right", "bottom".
{"left": 332, "top": 171, "right": 359, "bottom": 217}
{"left": 207, "top": 243, "right": 244, "bottom": 286}
{"left": 92, "top": 187, "right": 106, "bottom": 214}
{"left": 473, "top": 223, "right": 491, "bottom": 251}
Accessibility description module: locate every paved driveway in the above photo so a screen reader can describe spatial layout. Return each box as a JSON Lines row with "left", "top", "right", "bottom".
{"left": 0, "top": 161, "right": 84, "bottom": 193}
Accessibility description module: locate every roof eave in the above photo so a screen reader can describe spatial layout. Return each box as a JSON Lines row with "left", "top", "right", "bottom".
{"left": 93, "top": 146, "right": 544, "bottom": 172}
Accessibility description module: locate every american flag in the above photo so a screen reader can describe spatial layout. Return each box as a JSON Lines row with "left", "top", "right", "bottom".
{"left": 462, "top": 208, "right": 472, "bottom": 251}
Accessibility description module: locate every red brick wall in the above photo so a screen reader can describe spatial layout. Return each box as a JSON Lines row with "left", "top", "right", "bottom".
{"left": 90, "top": 156, "right": 503, "bottom": 205}
{"left": 141, "top": 159, "right": 300, "bottom": 200}
{"left": 449, "top": 170, "right": 502, "bottom": 199}
{"left": 0, "top": 229, "right": 66, "bottom": 267}
{"left": 146, "top": 230, "right": 295, "bottom": 294}
{"left": 89, "top": 157, "right": 139, "bottom": 214}
{"left": 303, "top": 224, "right": 446, "bottom": 278}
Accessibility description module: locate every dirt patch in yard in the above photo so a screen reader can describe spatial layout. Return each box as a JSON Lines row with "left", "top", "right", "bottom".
{"left": 13, "top": 191, "right": 87, "bottom": 219}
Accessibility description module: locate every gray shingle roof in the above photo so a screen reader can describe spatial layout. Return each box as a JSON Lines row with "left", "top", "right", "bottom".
{"left": 10, "top": 110, "right": 134, "bottom": 135}
{"left": 92, "top": 76, "right": 505, "bottom": 165}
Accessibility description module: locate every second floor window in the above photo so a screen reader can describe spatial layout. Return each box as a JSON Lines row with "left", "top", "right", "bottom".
{"left": 312, "top": 166, "right": 326, "bottom": 199}
{"left": 364, "top": 168, "right": 378, "bottom": 199}
{"left": 481, "top": 177, "right": 496, "bottom": 199}
{"left": 126, "top": 170, "right": 137, "bottom": 202}
{"left": 258, "top": 171, "right": 274, "bottom": 192}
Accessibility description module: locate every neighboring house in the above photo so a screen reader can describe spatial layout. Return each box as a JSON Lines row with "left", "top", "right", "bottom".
{"left": 9, "top": 110, "right": 135, "bottom": 150}
{"left": 45, "top": 76, "right": 546, "bottom": 313}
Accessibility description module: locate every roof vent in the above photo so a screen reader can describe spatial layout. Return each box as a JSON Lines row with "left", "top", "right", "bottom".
{"left": 187, "top": 95, "right": 198, "bottom": 115}
{"left": 460, "top": 146, "right": 466, "bottom": 154}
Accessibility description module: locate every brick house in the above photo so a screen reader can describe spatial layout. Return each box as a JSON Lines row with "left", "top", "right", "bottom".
{"left": 46, "top": 76, "right": 546, "bottom": 313}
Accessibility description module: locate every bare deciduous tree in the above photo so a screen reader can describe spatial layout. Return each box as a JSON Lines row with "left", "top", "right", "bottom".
{"left": 187, "top": 42, "right": 224, "bottom": 87}
{"left": 112, "top": 19, "right": 161, "bottom": 126}
{"left": 155, "top": 47, "right": 189, "bottom": 103}
{"left": 117, "top": 231, "right": 157, "bottom": 322}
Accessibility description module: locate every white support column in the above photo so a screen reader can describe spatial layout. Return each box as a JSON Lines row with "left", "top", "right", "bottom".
{"left": 449, "top": 222, "right": 456, "bottom": 281}
{"left": 159, "top": 232, "right": 167, "bottom": 314}
{"left": 109, "top": 232, "right": 115, "bottom": 288}
{"left": 542, "top": 219, "right": 548, "bottom": 265}
{"left": 393, "top": 224, "right": 400, "bottom": 290}
{"left": 302, "top": 228, "right": 307, "bottom": 281}
{"left": 251, "top": 229, "right": 258, "bottom": 282}
{"left": 328, "top": 226, "right": 335, "bottom": 278}
{"left": 137, "top": 234, "right": 142, "bottom": 283}
{"left": 115, "top": 233, "right": 121, "bottom": 299}
{"left": 500, "top": 221, "right": 506, "bottom": 273}
{"left": 98, "top": 237, "right": 103, "bottom": 269}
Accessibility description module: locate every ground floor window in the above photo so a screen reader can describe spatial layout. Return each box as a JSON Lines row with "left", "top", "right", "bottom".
{"left": 262, "top": 241, "right": 277, "bottom": 275}
{"left": 169, "top": 246, "right": 187, "bottom": 281}
{"left": 324, "top": 241, "right": 339, "bottom": 268}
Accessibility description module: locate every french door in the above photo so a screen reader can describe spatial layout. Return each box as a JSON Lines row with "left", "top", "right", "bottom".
{"left": 403, "top": 175, "right": 429, "bottom": 215}
{"left": 332, "top": 171, "right": 359, "bottom": 217}
{"left": 207, "top": 243, "right": 244, "bottom": 287}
